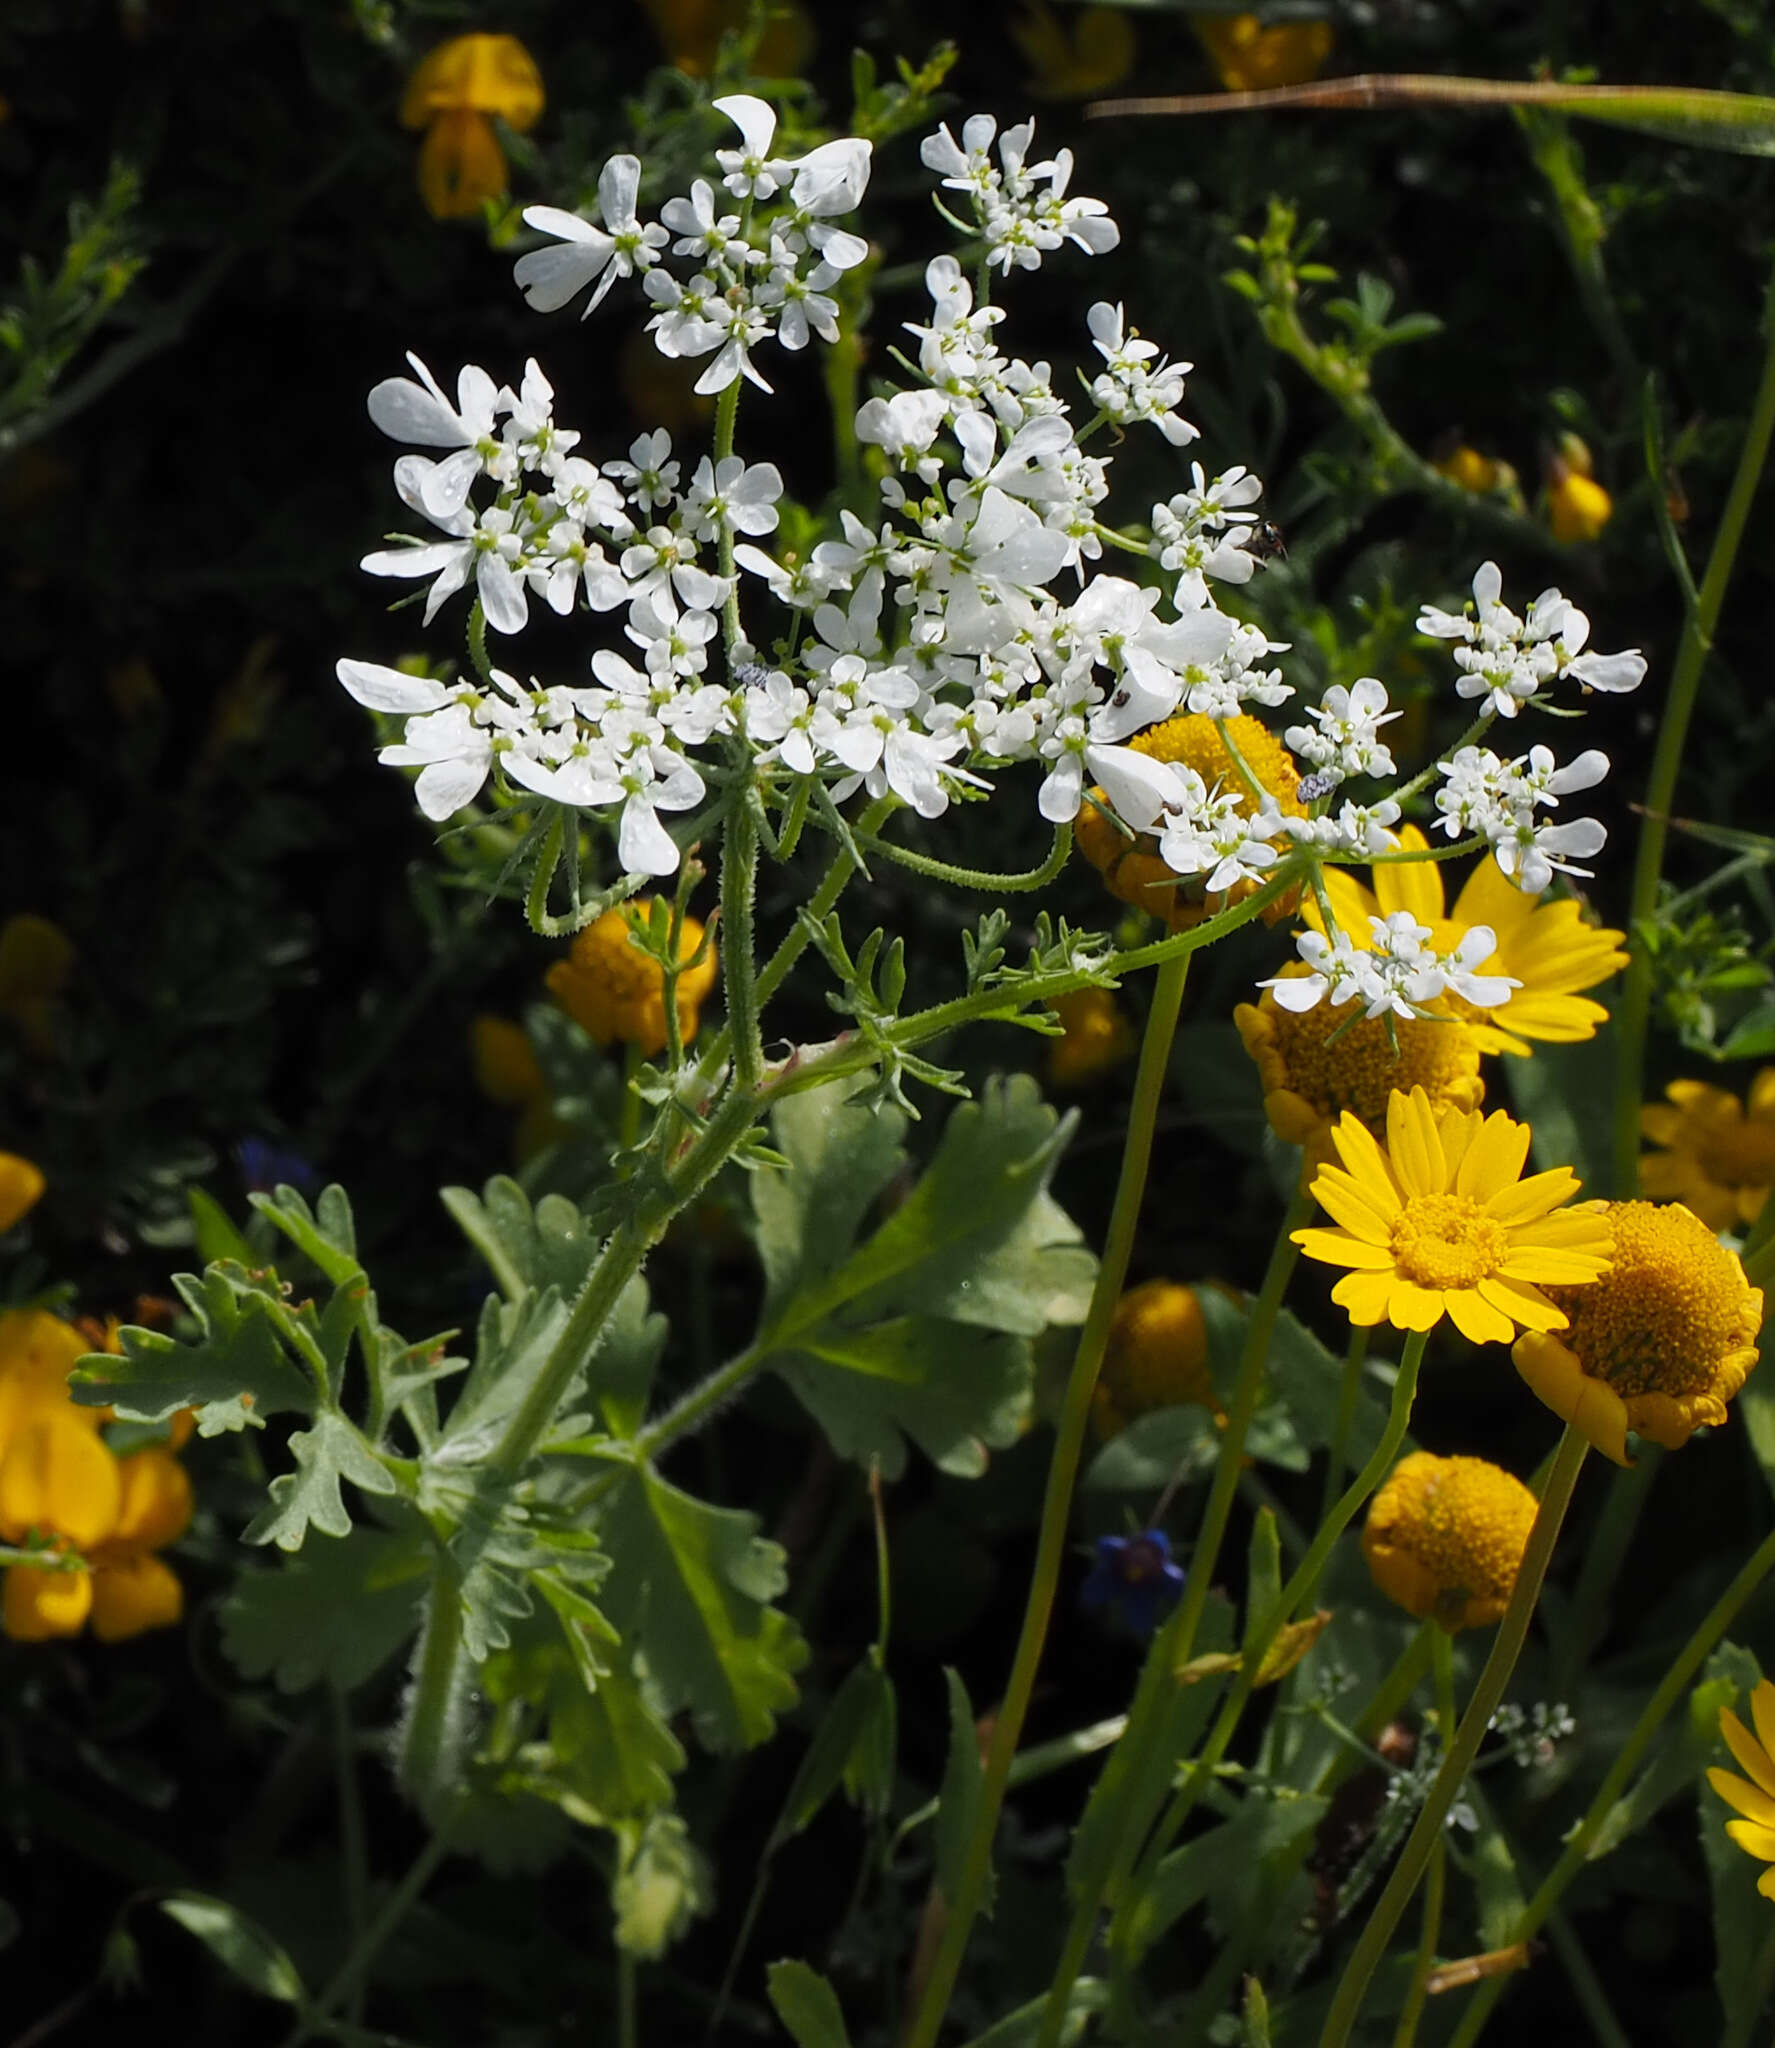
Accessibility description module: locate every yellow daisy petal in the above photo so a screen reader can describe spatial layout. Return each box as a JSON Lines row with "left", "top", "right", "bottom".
{"left": 1455, "top": 1111, "right": 1531, "bottom": 1201}
{"left": 1387, "top": 1281, "right": 1446, "bottom": 1332}
{"left": 1387, "top": 1089, "right": 1445, "bottom": 1200}
{"left": 1727, "top": 1818, "right": 1775, "bottom": 1862}
{"left": 1709, "top": 1766, "right": 1775, "bottom": 1829}
{"left": 1443, "top": 1287, "right": 1516, "bottom": 1347}
{"left": 1331, "top": 1269, "right": 1399, "bottom": 1325}
{"left": 1309, "top": 1169, "right": 1399, "bottom": 1243}
{"left": 1478, "top": 1276, "right": 1567, "bottom": 1332}
{"left": 1292, "top": 1228, "right": 1397, "bottom": 1270}
{"left": 1483, "top": 1167, "right": 1585, "bottom": 1226}
{"left": 1751, "top": 1681, "right": 1775, "bottom": 1767}
{"left": 1327, "top": 1114, "right": 1405, "bottom": 1213}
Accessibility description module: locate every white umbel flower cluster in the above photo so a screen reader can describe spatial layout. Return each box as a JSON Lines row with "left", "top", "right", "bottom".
{"left": 337, "top": 99, "right": 1645, "bottom": 1019}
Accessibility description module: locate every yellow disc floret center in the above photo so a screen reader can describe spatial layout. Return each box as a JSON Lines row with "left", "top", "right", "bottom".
{"left": 1388, "top": 1193, "right": 1509, "bottom": 1291}
{"left": 1546, "top": 1200, "right": 1756, "bottom": 1399}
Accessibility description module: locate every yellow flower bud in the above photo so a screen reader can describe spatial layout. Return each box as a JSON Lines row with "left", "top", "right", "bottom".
{"left": 1094, "top": 1279, "right": 1222, "bottom": 1438}
{"left": 1363, "top": 1452, "right": 1538, "bottom": 1631}
{"left": 1434, "top": 445, "right": 1503, "bottom": 493}
{"left": 1547, "top": 465, "right": 1612, "bottom": 544}
{"left": 546, "top": 903, "right": 716, "bottom": 1058}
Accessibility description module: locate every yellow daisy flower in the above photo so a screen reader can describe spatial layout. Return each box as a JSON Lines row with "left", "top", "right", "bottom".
{"left": 1639, "top": 1073, "right": 1775, "bottom": 1233}
{"left": 1310, "top": 826, "right": 1627, "bottom": 1056}
{"left": 1362, "top": 1452, "right": 1539, "bottom": 1632}
{"left": 1710, "top": 1678, "right": 1775, "bottom": 1901}
{"left": 1047, "top": 989, "right": 1136, "bottom": 1091}
{"left": 546, "top": 903, "right": 716, "bottom": 1058}
{"left": 1514, "top": 1200, "right": 1763, "bottom": 1466}
{"left": 1094, "top": 1279, "right": 1223, "bottom": 1439}
{"left": 1076, "top": 713, "right": 1304, "bottom": 932}
{"left": 1293, "top": 1087, "right": 1614, "bottom": 1342}
{"left": 1234, "top": 973, "right": 1484, "bottom": 1158}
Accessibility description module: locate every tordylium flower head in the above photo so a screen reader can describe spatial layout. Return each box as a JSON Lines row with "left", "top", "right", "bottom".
{"left": 1514, "top": 1200, "right": 1763, "bottom": 1465}
{"left": 337, "top": 97, "right": 1645, "bottom": 1018}
{"left": 1093, "top": 1279, "right": 1223, "bottom": 1439}
{"left": 1363, "top": 1452, "right": 1539, "bottom": 1631}
{"left": 1639, "top": 1072, "right": 1775, "bottom": 1233}
{"left": 547, "top": 902, "right": 716, "bottom": 1058}
{"left": 1294, "top": 1088, "right": 1614, "bottom": 1341}
{"left": 1710, "top": 1678, "right": 1775, "bottom": 1901}
{"left": 1307, "top": 826, "right": 1627, "bottom": 1055}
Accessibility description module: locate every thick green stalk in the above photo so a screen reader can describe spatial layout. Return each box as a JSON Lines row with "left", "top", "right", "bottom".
{"left": 1041, "top": 1178, "right": 1317, "bottom": 2043}
{"left": 1114, "top": 1329, "right": 1427, "bottom": 1948}
{"left": 399, "top": 1082, "right": 768, "bottom": 1804}
{"left": 1612, "top": 254, "right": 1775, "bottom": 1194}
{"left": 899, "top": 952, "right": 1193, "bottom": 2048}
{"left": 1320, "top": 1425, "right": 1590, "bottom": 2048}
{"left": 720, "top": 787, "right": 765, "bottom": 1090}
{"left": 1446, "top": 1515, "right": 1775, "bottom": 2048}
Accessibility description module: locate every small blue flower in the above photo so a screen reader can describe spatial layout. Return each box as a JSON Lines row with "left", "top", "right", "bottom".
{"left": 1080, "top": 1529, "right": 1186, "bottom": 1638}
{"left": 237, "top": 1138, "right": 320, "bottom": 1198}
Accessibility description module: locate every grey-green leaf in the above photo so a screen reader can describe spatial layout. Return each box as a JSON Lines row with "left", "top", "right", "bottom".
{"left": 767, "top": 1959, "right": 853, "bottom": 2048}
{"left": 159, "top": 1893, "right": 305, "bottom": 2004}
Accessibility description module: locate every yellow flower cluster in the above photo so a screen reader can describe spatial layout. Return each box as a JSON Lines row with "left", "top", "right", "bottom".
{"left": 401, "top": 34, "right": 543, "bottom": 221}
{"left": 0, "top": 1312, "right": 192, "bottom": 1642}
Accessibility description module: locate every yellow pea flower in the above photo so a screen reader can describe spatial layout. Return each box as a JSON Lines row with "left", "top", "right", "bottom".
{"left": 0, "top": 913, "right": 74, "bottom": 1058}
{"left": 400, "top": 34, "right": 544, "bottom": 221}
{"left": 1046, "top": 989, "right": 1135, "bottom": 1091}
{"left": 1547, "top": 464, "right": 1612, "bottom": 543}
{"left": 1009, "top": 1, "right": 1137, "bottom": 100}
{"left": 636, "top": 0, "right": 813, "bottom": 79}
{"left": 1191, "top": 13, "right": 1332, "bottom": 93}
{"left": 0, "top": 1408, "right": 122, "bottom": 1552}
{"left": 0, "top": 1154, "right": 44, "bottom": 1233}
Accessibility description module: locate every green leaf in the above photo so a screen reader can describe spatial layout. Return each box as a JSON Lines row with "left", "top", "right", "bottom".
{"left": 950, "top": 1981, "right": 1110, "bottom": 2048}
{"left": 1083, "top": 1406, "right": 1222, "bottom": 1495}
{"left": 1266, "top": 1312, "right": 1396, "bottom": 1468}
{"left": 754, "top": 1081, "right": 907, "bottom": 1317}
{"left": 244, "top": 1411, "right": 399, "bottom": 1552}
{"left": 441, "top": 1175, "right": 604, "bottom": 1299}
{"left": 1507, "top": 1019, "right": 1618, "bottom": 1190}
{"left": 159, "top": 1893, "right": 305, "bottom": 2004}
{"left": 1242, "top": 1510, "right": 1282, "bottom": 1662}
{"left": 221, "top": 1524, "right": 430, "bottom": 1692}
{"left": 1126, "top": 1788, "right": 1327, "bottom": 1955}
{"left": 187, "top": 1188, "right": 254, "bottom": 1267}
{"left": 70, "top": 1265, "right": 316, "bottom": 1435}
{"left": 581, "top": 1273, "right": 667, "bottom": 1439}
{"left": 766, "top": 1959, "right": 853, "bottom": 2048}
{"left": 936, "top": 1667, "right": 989, "bottom": 1910}
{"left": 250, "top": 1182, "right": 361, "bottom": 1286}
{"left": 1068, "top": 1593, "right": 1236, "bottom": 1911}
{"left": 1701, "top": 1643, "right": 1770, "bottom": 2036}
{"left": 598, "top": 1465, "right": 806, "bottom": 1751}
{"left": 755, "top": 1077, "right": 1094, "bottom": 1477}
{"left": 769, "top": 1653, "right": 896, "bottom": 1851}
{"left": 534, "top": 1580, "right": 685, "bottom": 1820}
{"left": 1587, "top": 1650, "right": 1742, "bottom": 1858}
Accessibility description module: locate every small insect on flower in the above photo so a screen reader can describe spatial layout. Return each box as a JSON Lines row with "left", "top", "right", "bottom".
{"left": 1709, "top": 1677, "right": 1775, "bottom": 1899}
{"left": 1080, "top": 1528, "right": 1185, "bottom": 1637}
